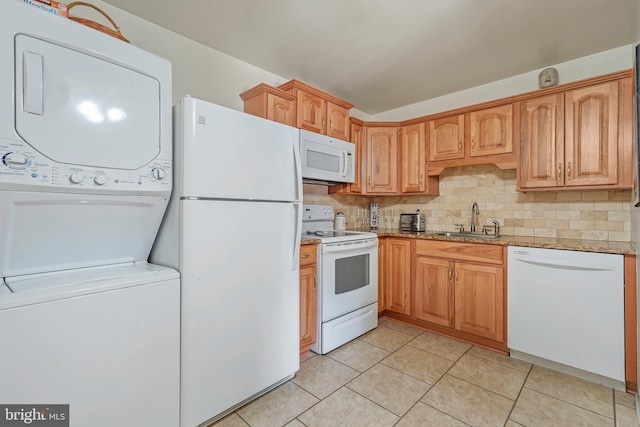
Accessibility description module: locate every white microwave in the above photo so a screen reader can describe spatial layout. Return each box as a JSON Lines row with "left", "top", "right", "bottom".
{"left": 299, "top": 130, "right": 355, "bottom": 183}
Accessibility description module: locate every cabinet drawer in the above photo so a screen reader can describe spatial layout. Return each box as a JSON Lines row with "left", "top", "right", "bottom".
{"left": 300, "top": 244, "right": 317, "bottom": 266}
{"left": 415, "top": 240, "right": 503, "bottom": 265}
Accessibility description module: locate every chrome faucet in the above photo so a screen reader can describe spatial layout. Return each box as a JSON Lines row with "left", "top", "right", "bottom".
{"left": 470, "top": 202, "right": 479, "bottom": 232}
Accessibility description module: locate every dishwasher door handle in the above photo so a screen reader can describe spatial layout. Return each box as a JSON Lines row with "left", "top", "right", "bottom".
{"left": 512, "top": 255, "right": 616, "bottom": 271}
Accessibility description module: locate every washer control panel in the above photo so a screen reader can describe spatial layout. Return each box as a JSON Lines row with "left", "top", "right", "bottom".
{"left": 0, "top": 139, "right": 171, "bottom": 193}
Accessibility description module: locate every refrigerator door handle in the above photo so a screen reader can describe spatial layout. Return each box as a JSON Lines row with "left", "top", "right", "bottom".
{"left": 292, "top": 136, "right": 303, "bottom": 202}
{"left": 292, "top": 202, "right": 302, "bottom": 270}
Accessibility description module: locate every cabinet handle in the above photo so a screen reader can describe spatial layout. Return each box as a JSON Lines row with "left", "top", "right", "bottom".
{"left": 567, "top": 162, "right": 572, "bottom": 181}
{"left": 301, "top": 254, "right": 311, "bottom": 259}
{"left": 329, "top": 119, "right": 333, "bottom": 130}
{"left": 448, "top": 265, "right": 452, "bottom": 282}
{"left": 313, "top": 274, "right": 317, "bottom": 291}
{"left": 558, "top": 163, "right": 562, "bottom": 180}
{"left": 368, "top": 176, "right": 371, "bottom": 185}
{"left": 420, "top": 173, "right": 423, "bottom": 187}
{"left": 471, "top": 139, "right": 475, "bottom": 151}
{"left": 458, "top": 141, "right": 462, "bottom": 151}
{"left": 455, "top": 267, "right": 459, "bottom": 285}
{"left": 322, "top": 119, "right": 326, "bottom": 128}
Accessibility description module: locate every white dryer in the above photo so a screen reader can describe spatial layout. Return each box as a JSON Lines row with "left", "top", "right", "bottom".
{"left": 0, "top": 3, "right": 178, "bottom": 426}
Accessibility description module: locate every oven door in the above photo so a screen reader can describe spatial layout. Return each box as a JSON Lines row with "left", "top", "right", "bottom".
{"left": 319, "top": 238, "right": 378, "bottom": 322}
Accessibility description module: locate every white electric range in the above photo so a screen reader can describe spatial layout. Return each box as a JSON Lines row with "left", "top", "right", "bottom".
{"left": 302, "top": 205, "right": 379, "bottom": 354}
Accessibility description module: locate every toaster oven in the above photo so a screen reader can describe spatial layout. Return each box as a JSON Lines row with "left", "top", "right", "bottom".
{"left": 400, "top": 212, "right": 425, "bottom": 232}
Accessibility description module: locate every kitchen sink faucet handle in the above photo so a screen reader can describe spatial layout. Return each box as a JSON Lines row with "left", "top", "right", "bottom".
{"left": 492, "top": 220, "right": 500, "bottom": 237}
{"left": 454, "top": 223, "right": 465, "bottom": 233}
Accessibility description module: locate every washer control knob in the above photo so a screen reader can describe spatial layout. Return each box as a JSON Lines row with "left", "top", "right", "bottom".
{"left": 69, "top": 173, "right": 84, "bottom": 184}
{"left": 152, "top": 168, "right": 166, "bottom": 180}
{"left": 94, "top": 175, "right": 107, "bottom": 185}
{"left": 4, "top": 152, "right": 28, "bottom": 168}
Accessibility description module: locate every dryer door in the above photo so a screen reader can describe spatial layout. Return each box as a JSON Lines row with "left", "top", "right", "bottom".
{"left": 14, "top": 34, "right": 161, "bottom": 170}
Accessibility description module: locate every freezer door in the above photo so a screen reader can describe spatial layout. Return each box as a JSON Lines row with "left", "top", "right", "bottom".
{"left": 179, "top": 199, "right": 300, "bottom": 426}
{"left": 177, "top": 97, "right": 302, "bottom": 202}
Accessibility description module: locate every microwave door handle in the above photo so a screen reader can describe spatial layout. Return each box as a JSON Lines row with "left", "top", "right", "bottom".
{"left": 342, "top": 150, "right": 348, "bottom": 177}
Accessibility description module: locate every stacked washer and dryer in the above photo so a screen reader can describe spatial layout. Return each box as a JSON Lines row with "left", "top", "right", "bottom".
{"left": 0, "top": 3, "right": 179, "bottom": 426}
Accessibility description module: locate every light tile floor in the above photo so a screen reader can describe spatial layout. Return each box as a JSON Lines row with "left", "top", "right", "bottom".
{"left": 213, "top": 318, "right": 639, "bottom": 427}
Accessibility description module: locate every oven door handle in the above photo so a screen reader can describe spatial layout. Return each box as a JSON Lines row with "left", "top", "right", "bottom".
{"left": 322, "top": 238, "right": 378, "bottom": 253}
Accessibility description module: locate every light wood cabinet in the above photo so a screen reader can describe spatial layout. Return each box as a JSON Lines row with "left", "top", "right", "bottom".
{"left": 429, "top": 114, "right": 465, "bottom": 162}
{"left": 414, "top": 256, "right": 454, "bottom": 327}
{"left": 413, "top": 240, "right": 506, "bottom": 348}
{"left": 401, "top": 122, "right": 438, "bottom": 194}
{"left": 279, "top": 80, "right": 353, "bottom": 140}
{"left": 378, "top": 237, "right": 386, "bottom": 313}
{"left": 384, "top": 238, "right": 412, "bottom": 315}
{"left": 519, "top": 78, "right": 631, "bottom": 191}
{"left": 454, "top": 261, "right": 504, "bottom": 342}
{"left": 299, "top": 244, "right": 317, "bottom": 355}
{"left": 366, "top": 126, "right": 399, "bottom": 193}
{"left": 470, "top": 104, "right": 513, "bottom": 157}
{"left": 350, "top": 119, "right": 364, "bottom": 193}
{"left": 427, "top": 104, "right": 515, "bottom": 175}
{"left": 240, "top": 83, "right": 296, "bottom": 127}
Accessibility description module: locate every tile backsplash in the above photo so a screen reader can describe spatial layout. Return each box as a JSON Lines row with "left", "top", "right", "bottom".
{"left": 304, "top": 164, "right": 632, "bottom": 242}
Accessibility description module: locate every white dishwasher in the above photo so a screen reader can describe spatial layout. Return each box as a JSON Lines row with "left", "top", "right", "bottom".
{"left": 507, "top": 246, "right": 624, "bottom": 388}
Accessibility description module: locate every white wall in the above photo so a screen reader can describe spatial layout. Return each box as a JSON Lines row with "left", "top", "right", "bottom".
{"left": 372, "top": 45, "right": 633, "bottom": 121}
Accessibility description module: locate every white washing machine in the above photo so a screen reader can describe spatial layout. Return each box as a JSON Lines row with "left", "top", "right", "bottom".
{"left": 0, "top": 3, "right": 179, "bottom": 426}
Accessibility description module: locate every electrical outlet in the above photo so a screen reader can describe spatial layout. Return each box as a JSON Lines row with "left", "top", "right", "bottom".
{"left": 532, "top": 203, "right": 544, "bottom": 217}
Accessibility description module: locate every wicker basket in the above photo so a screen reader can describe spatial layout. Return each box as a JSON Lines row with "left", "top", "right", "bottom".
{"left": 67, "top": 2, "right": 130, "bottom": 43}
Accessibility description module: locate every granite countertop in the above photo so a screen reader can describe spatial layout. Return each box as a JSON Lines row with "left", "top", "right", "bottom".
{"left": 372, "top": 230, "right": 636, "bottom": 255}
{"left": 299, "top": 229, "right": 635, "bottom": 254}
{"left": 301, "top": 237, "right": 321, "bottom": 245}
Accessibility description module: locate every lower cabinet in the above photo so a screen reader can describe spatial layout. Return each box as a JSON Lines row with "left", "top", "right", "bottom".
{"left": 299, "top": 244, "right": 317, "bottom": 355}
{"left": 378, "top": 238, "right": 386, "bottom": 313}
{"left": 384, "top": 238, "right": 412, "bottom": 316}
{"left": 381, "top": 238, "right": 506, "bottom": 351}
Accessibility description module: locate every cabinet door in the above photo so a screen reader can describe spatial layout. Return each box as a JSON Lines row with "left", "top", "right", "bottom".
{"left": 470, "top": 104, "right": 513, "bottom": 157}
{"left": 565, "top": 81, "right": 619, "bottom": 186}
{"left": 327, "top": 102, "right": 350, "bottom": 140}
{"left": 266, "top": 93, "right": 295, "bottom": 127}
{"left": 350, "top": 122, "right": 364, "bottom": 193}
{"left": 297, "top": 89, "right": 326, "bottom": 134}
{"left": 366, "top": 127, "right": 398, "bottom": 193}
{"left": 378, "top": 238, "right": 386, "bottom": 313}
{"left": 384, "top": 238, "right": 412, "bottom": 315}
{"left": 520, "top": 94, "right": 565, "bottom": 188}
{"left": 299, "top": 264, "right": 317, "bottom": 351}
{"left": 429, "top": 114, "right": 465, "bottom": 161}
{"left": 414, "top": 256, "right": 454, "bottom": 328}
{"left": 454, "top": 262, "right": 504, "bottom": 343}
{"left": 401, "top": 123, "right": 426, "bottom": 192}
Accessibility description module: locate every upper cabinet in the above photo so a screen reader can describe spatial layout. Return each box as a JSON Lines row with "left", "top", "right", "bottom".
{"left": 519, "top": 77, "right": 632, "bottom": 191}
{"left": 243, "top": 70, "right": 633, "bottom": 195}
{"left": 470, "top": 104, "right": 513, "bottom": 157}
{"left": 402, "top": 122, "right": 438, "bottom": 193}
{"left": 429, "top": 114, "right": 464, "bottom": 162}
{"left": 240, "top": 84, "right": 296, "bottom": 127}
{"left": 278, "top": 80, "right": 353, "bottom": 140}
{"left": 427, "top": 103, "right": 517, "bottom": 175}
{"left": 366, "top": 126, "right": 399, "bottom": 193}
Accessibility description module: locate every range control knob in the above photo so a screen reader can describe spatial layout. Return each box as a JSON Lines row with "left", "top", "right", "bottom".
{"left": 69, "top": 173, "right": 84, "bottom": 184}
{"left": 152, "top": 168, "right": 166, "bottom": 180}
{"left": 3, "top": 152, "right": 29, "bottom": 168}
{"left": 94, "top": 175, "right": 107, "bottom": 185}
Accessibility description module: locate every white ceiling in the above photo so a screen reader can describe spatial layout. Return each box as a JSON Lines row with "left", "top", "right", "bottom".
{"left": 102, "top": 0, "right": 638, "bottom": 115}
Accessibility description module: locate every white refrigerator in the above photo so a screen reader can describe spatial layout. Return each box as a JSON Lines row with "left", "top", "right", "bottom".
{"left": 151, "top": 96, "right": 302, "bottom": 427}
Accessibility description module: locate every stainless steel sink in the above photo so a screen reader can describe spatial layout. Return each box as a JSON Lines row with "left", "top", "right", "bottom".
{"left": 432, "top": 232, "right": 502, "bottom": 240}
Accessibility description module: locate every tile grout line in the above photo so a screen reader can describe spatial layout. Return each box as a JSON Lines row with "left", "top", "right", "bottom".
{"left": 503, "top": 361, "right": 534, "bottom": 425}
